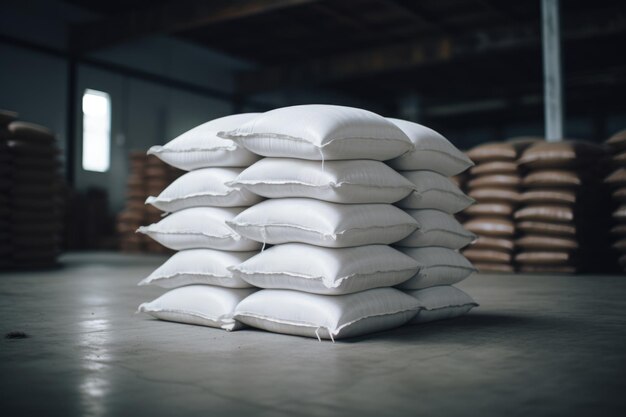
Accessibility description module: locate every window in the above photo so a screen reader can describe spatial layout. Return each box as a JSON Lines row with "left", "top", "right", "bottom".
{"left": 82, "top": 89, "right": 111, "bottom": 172}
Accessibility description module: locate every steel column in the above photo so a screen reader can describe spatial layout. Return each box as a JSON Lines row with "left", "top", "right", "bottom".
{"left": 541, "top": 0, "right": 564, "bottom": 141}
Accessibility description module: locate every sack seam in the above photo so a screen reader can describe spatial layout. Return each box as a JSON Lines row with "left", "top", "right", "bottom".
{"left": 232, "top": 267, "right": 418, "bottom": 289}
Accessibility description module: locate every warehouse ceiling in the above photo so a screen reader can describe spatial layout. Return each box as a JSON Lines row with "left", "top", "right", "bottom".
{"left": 66, "top": 0, "right": 626, "bottom": 126}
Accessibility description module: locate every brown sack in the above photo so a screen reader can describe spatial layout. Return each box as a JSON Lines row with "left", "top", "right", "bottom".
{"left": 7, "top": 121, "right": 55, "bottom": 143}
{"left": 126, "top": 199, "right": 145, "bottom": 211}
{"left": 522, "top": 170, "right": 582, "bottom": 188}
{"left": 473, "top": 263, "right": 515, "bottom": 273}
{"left": 606, "top": 129, "right": 626, "bottom": 151}
{"left": 613, "top": 205, "right": 626, "bottom": 223}
{"left": 130, "top": 161, "right": 145, "bottom": 174}
{"left": 516, "top": 221, "right": 576, "bottom": 237}
{"left": 7, "top": 140, "right": 58, "bottom": 156}
{"left": 116, "top": 222, "right": 138, "bottom": 234}
{"left": 514, "top": 205, "right": 574, "bottom": 223}
{"left": 518, "top": 265, "right": 576, "bottom": 274}
{"left": 144, "top": 166, "right": 170, "bottom": 178}
{"left": 467, "top": 174, "right": 521, "bottom": 189}
{"left": 470, "top": 161, "right": 518, "bottom": 176}
{"left": 129, "top": 150, "right": 146, "bottom": 161}
{"left": 449, "top": 175, "right": 464, "bottom": 188}
{"left": 468, "top": 188, "right": 520, "bottom": 204}
{"left": 469, "top": 236, "right": 515, "bottom": 252}
{"left": 466, "top": 142, "right": 517, "bottom": 163}
{"left": 515, "top": 251, "right": 572, "bottom": 265}
{"left": 519, "top": 190, "right": 576, "bottom": 205}
{"left": 464, "top": 203, "right": 514, "bottom": 218}
{"left": 126, "top": 185, "right": 146, "bottom": 199}
{"left": 146, "top": 178, "right": 169, "bottom": 189}
{"left": 605, "top": 168, "right": 626, "bottom": 187}
{"left": 518, "top": 141, "right": 607, "bottom": 170}
{"left": 145, "top": 212, "right": 163, "bottom": 224}
{"left": 610, "top": 224, "right": 626, "bottom": 236}
{"left": 119, "top": 241, "right": 143, "bottom": 253}
{"left": 463, "top": 249, "right": 512, "bottom": 264}
{"left": 612, "top": 151, "right": 626, "bottom": 167}
{"left": 506, "top": 137, "right": 544, "bottom": 152}
{"left": 117, "top": 209, "right": 144, "bottom": 223}
{"left": 612, "top": 238, "right": 626, "bottom": 252}
{"left": 611, "top": 188, "right": 626, "bottom": 202}
{"left": 146, "top": 186, "right": 167, "bottom": 197}
{"left": 515, "top": 235, "right": 578, "bottom": 251}
{"left": 127, "top": 175, "right": 143, "bottom": 187}
{"left": 145, "top": 204, "right": 162, "bottom": 216}
{"left": 464, "top": 217, "right": 515, "bottom": 237}
{"left": 146, "top": 154, "right": 168, "bottom": 167}
{"left": 120, "top": 233, "right": 143, "bottom": 244}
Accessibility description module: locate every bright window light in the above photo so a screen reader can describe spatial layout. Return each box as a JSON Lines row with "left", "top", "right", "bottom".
{"left": 82, "top": 89, "right": 111, "bottom": 172}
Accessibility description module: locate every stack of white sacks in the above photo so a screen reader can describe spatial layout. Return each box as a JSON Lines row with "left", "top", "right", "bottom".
{"left": 136, "top": 114, "right": 263, "bottom": 331}
{"left": 138, "top": 105, "right": 478, "bottom": 341}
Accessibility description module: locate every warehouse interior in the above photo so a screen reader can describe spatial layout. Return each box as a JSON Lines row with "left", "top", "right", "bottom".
{"left": 1, "top": 0, "right": 626, "bottom": 416}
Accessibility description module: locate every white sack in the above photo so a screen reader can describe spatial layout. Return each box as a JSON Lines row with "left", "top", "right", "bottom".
{"left": 146, "top": 168, "right": 263, "bottom": 212}
{"left": 138, "top": 285, "right": 257, "bottom": 331}
{"left": 218, "top": 105, "right": 412, "bottom": 161}
{"left": 147, "top": 113, "right": 260, "bottom": 170}
{"left": 386, "top": 118, "right": 474, "bottom": 176}
{"left": 405, "top": 286, "right": 478, "bottom": 324}
{"left": 396, "top": 247, "right": 476, "bottom": 290}
{"left": 227, "top": 198, "right": 418, "bottom": 248}
{"left": 231, "top": 243, "right": 418, "bottom": 295}
{"left": 396, "top": 170, "right": 474, "bottom": 213}
{"left": 137, "top": 207, "right": 261, "bottom": 251}
{"left": 230, "top": 158, "right": 415, "bottom": 204}
{"left": 139, "top": 249, "right": 257, "bottom": 289}
{"left": 395, "top": 209, "right": 476, "bottom": 249}
{"left": 234, "top": 288, "right": 420, "bottom": 340}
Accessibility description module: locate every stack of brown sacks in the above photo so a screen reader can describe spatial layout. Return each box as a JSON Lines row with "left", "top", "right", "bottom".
{"left": 461, "top": 142, "right": 522, "bottom": 273}
{"left": 116, "top": 151, "right": 181, "bottom": 253}
{"left": 0, "top": 110, "right": 65, "bottom": 269}
{"left": 603, "top": 130, "right": 626, "bottom": 271}
{"left": 0, "top": 111, "right": 17, "bottom": 268}
{"left": 514, "top": 141, "right": 611, "bottom": 273}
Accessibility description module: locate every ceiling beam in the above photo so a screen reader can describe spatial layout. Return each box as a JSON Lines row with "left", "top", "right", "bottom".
{"left": 236, "top": 24, "right": 537, "bottom": 94}
{"left": 70, "top": 0, "right": 318, "bottom": 54}
{"left": 379, "top": 0, "right": 449, "bottom": 34}
{"left": 235, "top": 9, "right": 626, "bottom": 95}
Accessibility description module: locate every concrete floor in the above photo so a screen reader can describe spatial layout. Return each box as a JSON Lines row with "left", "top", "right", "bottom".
{"left": 1, "top": 252, "right": 625, "bottom": 417}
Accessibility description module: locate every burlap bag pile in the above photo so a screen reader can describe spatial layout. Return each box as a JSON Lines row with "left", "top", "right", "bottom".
{"left": 116, "top": 152, "right": 181, "bottom": 253}
{"left": 603, "top": 130, "right": 626, "bottom": 271}
{"left": 515, "top": 140, "right": 612, "bottom": 273}
{"left": 0, "top": 109, "right": 65, "bottom": 269}
{"left": 461, "top": 140, "right": 538, "bottom": 273}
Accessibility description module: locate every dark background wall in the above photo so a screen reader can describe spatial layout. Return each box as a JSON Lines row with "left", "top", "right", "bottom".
{"left": 2, "top": 0, "right": 625, "bottom": 215}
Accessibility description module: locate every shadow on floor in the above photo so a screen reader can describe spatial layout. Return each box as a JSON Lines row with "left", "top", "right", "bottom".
{"left": 342, "top": 312, "right": 552, "bottom": 344}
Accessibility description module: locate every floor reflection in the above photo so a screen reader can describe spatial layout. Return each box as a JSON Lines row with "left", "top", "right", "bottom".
{"left": 78, "top": 316, "right": 111, "bottom": 417}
